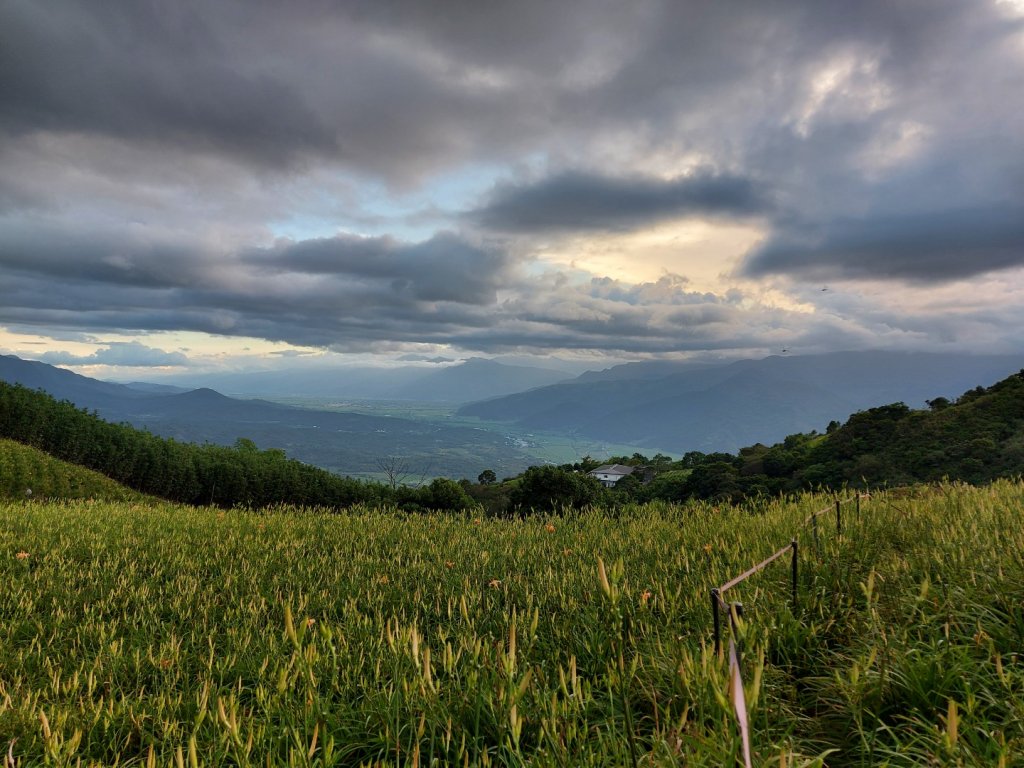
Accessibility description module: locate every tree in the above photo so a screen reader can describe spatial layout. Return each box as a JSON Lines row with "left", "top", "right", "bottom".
{"left": 477, "top": 469, "right": 497, "bottom": 485}
{"left": 375, "top": 456, "right": 411, "bottom": 489}
{"left": 508, "top": 466, "right": 603, "bottom": 514}
{"left": 683, "top": 462, "right": 741, "bottom": 502}
{"left": 425, "top": 477, "right": 475, "bottom": 511}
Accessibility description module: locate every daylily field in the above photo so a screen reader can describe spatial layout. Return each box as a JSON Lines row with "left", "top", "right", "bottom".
{"left": 1, "top": 483, "right": 1022, "bottom": 766}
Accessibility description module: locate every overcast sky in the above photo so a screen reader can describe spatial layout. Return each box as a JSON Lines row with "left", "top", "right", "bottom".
{"left": 2, "top": 0, "right": 1023, "bottom": 376}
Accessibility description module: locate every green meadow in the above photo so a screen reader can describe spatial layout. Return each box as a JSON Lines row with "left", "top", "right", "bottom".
{"left": 0, "top": 482, "right": 1022, "bottom": 766}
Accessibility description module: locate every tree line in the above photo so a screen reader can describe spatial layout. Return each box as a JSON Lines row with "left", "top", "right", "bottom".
{"left": 0, "top": 382, "right": 473, "bottom": 511}
{"left": 4, "top": 369, "right": 1023, "bottom": 514}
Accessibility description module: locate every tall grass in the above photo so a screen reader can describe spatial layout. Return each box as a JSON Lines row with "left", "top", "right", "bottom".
{"left": 0, "top": 439, "right": 145, "bottom": 502}
{"left": 0, "top": 482, "right": 1021, "bottom": 765}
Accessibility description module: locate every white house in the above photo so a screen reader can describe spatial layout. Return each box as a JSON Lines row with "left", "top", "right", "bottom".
{"left": 588, "top": 464, "right": 636, "bottom": 488}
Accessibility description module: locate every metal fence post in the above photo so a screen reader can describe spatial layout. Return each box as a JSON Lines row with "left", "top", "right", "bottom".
{"left": 711, "top": 588, "right": 722, "bottom": 658}
{"left": 791, "top": 538, "right": 798, "bottom": 612}
{"left": 856, "top": 493, "right": 861, "bottom": 517}
{"left": 836, "top": 498, "right": 842, "bottom": 536}
{"left": 812, "top": 512, "right": 819, "bottom": 554}
{"left": 732, "top": 602, "right": 744, "bottom": 664}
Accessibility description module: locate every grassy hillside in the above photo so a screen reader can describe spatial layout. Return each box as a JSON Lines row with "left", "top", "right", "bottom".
{"left": 624, "top": 370, "right": 1024, "bottom": 505}
{"left": 0, "top": 438, "right": 145, "bottom": 501}
{"left": 1, "top": 483, "right": 1022, "bottom": 764}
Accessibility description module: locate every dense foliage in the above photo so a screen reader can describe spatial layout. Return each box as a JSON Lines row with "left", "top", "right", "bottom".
{"left": 0, "top": 382, "right": 473, "bottom": 512}
{"left": 1, "top": 483, "right": 1022, "bottom": 764}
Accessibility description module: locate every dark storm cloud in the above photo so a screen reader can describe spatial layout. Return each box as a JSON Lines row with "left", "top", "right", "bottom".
{"left": 741, "top": 205, "right": 1024, "bottom": 284}
{"left": 0, "top": 3, "right": 337, "bottom": 167}
{"left": 0, "top": 218, "right": 214, "bottom": 289}
{"left": 469, "top": 171, "right": 768, "bottom": 233}
{"left": 0, "top": 0, "right": 576, "bottom": 180}
{"left": 246, "top": 232, "right": 510, "bottom": 305}
{"left": 744, "top": 205, "right": 1024, "bottom": 282}
{"left": 2, "top": 0, "right": 1024, "bottom": 359}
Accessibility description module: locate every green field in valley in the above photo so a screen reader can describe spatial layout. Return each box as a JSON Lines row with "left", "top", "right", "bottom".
{"left": 262, "top": 398, "right": 654, "bottom": 481}
{"left": 1, "top": 483, "right": 1022, "bottom": 765}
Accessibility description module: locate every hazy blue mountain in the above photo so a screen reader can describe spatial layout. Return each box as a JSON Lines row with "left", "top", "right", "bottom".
{"left": 0, "top": 355, "right": 537, "bottom": 478}
{"left": 151, "top": 358, "right": 570, "bottom": 402}
{"left": 122, "top": 381, "right": 191, "bottom": 395}
{"left": 0, "top": 354, "right": 150, "bottom": 404}
{"left": 458, "top": 351, "right": 1024, "bottom": 453}
{"left": 385, "top": 358, "right": 571, "bottom": 402}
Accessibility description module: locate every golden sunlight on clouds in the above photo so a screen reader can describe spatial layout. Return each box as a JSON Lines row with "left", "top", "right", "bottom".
{"left": 535, "top": 218, "right": 768, "bottom": 291}
{"left": 0, "top": 327, "right": 324, "bottom": 373}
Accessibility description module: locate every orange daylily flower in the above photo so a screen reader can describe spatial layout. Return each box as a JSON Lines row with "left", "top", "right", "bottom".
{"left": 15, "top": 551, "right": 29, "bottom": 560}
{"left": 640, "top": 590, "right": 653, "bottom": 605}
{"left": 545, "top": 524, "right": 556, "bottom": 533}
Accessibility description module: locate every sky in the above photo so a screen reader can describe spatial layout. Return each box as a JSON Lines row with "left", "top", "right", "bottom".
{"left": 2, "top": 0, "right": 1024, "bottom": 379}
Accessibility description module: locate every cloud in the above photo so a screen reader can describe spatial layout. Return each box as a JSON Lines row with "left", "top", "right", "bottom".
{"left": 468, "top": 170, "right": 769, "bottom": 233}
{"left": 246, "top": 231, "right": 511, "bottom": 304}
{"left": 2, "top": 0, "right": 1024, "bottom": 363}
{"left": 40, "top": 342, "right": 188, "bottom": 367}
{"left": 743, "top": 205, "right": 1024, "bottom": 282}
{"left": 398, "top": 354, "right": 456, "bottom": 363}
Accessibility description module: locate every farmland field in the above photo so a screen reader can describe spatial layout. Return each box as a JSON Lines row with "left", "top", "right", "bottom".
{"left": 1, "top": 483, "right": 1022, "bottom": 766}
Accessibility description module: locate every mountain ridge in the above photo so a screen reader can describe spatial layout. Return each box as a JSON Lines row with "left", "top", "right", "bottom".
{"left": 459, "top": 350, "right": 1024, "bottom": 453}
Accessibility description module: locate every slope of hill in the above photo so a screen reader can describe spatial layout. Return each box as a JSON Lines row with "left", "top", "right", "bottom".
{"left": 146, "top": 358, "right": 571, "bottom": 402}
{"left": 802, "top": 370, "right": 1024, "bottom": 487}
{"left": 0, "top": 355, "right": 538, "bottom": 478}
{"left": 644, "top": 369, "right": 1024, "bottom": 503}
{"left": 0, "top": 438, "right": 145, "bottom": 501}
{"left": 0, "top": 354, "right": 150, "bottom": 405}
{"left": 384, "top": 358, "right": 572, "bottom": 402}
{"left": 460, "top": 351, "right": 1024, "bottom": 453}
{"left": 3, "top": 484, "right": 1021, "bottom": 764}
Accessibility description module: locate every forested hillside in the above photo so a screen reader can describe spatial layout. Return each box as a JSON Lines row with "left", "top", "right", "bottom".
{"left": 640, "top": 369, "right": 1024, "bottom": 503}
{"left": 0, "top": 382, "right": 473, "bottom": 511}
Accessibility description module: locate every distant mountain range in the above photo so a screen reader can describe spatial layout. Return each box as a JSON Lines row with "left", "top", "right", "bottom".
{"left": 147, "top": 357, "right": 572, "bottom": 402}
{"left": 458, "top": 351, "right": 1024, "bottom": 453}
{"left": 0, "top": 355, "right": 539, "bottom": 479}
{"left": 7, "top": 350, "right": 1023, "bottom": 467}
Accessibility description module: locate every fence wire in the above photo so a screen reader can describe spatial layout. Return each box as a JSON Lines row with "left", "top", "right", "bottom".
{"left": 709, "top": 493, "right": 868, "bottom": 766}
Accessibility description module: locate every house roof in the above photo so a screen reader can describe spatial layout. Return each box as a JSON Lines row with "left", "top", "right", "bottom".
{"left": 589, "top": 464, "right": 636, "bottom": 476}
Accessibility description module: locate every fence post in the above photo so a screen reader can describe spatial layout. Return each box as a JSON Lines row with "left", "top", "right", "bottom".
{"left": 711, "top": 588, "right": 722, "bottom": 658}
{"left": 812, "top": 512, "right": 819, "bottom": 554}
{"left": 856, "top": 493, "right": 861, "bottom": 517}
{"left": 732, "top": 602, "right": 744, "bottom": 664}
{"left": 836, "top": 498, "right": 842, "bottom": 536}
{"left": 791, "top": 538, "right": 798, "bottom": 612}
